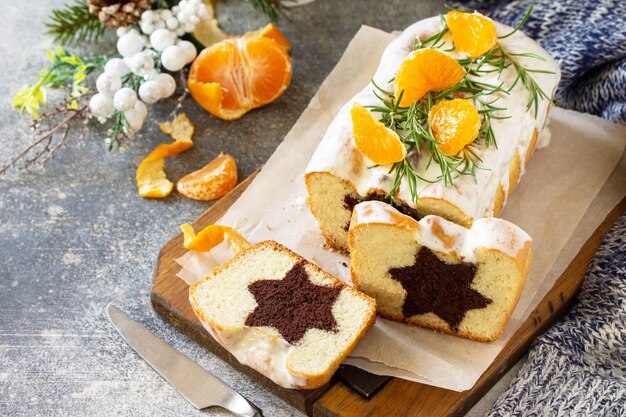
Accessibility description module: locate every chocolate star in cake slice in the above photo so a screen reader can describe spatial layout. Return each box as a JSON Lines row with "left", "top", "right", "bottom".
{"left": 189, "top": 241, "right": 377, "bottom": 389}
{"left": 348, "top": 201, "right": 532, "bottom": 342}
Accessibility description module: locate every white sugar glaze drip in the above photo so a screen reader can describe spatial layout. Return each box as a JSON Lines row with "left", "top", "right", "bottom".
{"left": 306, "top": 16, "right": 561, "bottom": 221}
{"left": 352, "top": 200, "right": 532, "bottom": 263}
{"left": 198, "top": 320, "right": 309, "bottom": 389}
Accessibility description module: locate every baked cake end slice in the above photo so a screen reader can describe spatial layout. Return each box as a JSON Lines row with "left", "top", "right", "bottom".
{"left": 189, "top": 240, "right": 377, "bottom": 389}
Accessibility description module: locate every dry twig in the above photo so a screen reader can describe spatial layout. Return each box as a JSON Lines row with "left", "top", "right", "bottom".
{"left": 1, "top": 94, "right": 92, "bottom": 175}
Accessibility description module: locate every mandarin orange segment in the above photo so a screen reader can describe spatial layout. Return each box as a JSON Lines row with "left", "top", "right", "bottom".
{"left": 252, "top": 23, "right": 291, "bottom": 52}
{"left": 188, "top": 29, "right": 292, "bottom": 121}
{"left": 176, "top": 153, "right": 238, "bottom": 201}
{"left": 394, "top": 49, "right": 466, "bottom": 107}
{"left": 245, "top": 37, "right": 292, "bottom": 104}
{"left": 446, "top": 11, "right": 497, "bottom": 59}
{"left": 180, "top": 223, "right": 251, "bottom": 254}
{"left": 428, "top": 98, "right": 481, "bottom": 155}
{"left": 351, "top": 103, "right": 406, "bottom": 165}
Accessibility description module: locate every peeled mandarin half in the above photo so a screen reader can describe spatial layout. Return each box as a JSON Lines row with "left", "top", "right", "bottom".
{"left": 428, "top": 98, "right": 481, "bottom": 155}
{"left": 176, "top": 153, "right": 238, "bottom": 201}
{"left": 351, "top": 103, "right": 406, "bottom": 165}
{"left": 394, "top": 49, "right": 466, "bottom": 107}
{"left": 188, "top": 26, "right": 292, "bottom": 121}
{"left": 446, "top": 10, "right": 497, "bottom": 59}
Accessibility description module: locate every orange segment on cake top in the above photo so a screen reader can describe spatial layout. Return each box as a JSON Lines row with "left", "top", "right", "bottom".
{"left": 428, "top": 98, "right": 481, "bottom": 155}
{"left": 351, "top": 103, "right": 407, "bottom": 165}
{"left": 394, "top": 48, "right": 466, "bottom": 107}
{"left": 446, "top": 10, "right": 497, "bottom": 58}
{"left": 188, "top": 25, "right": 292, "bottom": 121}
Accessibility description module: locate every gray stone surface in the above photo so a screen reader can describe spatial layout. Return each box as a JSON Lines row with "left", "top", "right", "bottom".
{"left": 0, "top": 0, "right": 522, "bottom": 416}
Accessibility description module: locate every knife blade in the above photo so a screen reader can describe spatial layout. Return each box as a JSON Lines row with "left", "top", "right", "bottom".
{"left": 106, "top": 303, "right": 262, "bottom": 417}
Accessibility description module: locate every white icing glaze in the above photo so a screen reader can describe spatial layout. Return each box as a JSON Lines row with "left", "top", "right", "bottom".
{"left": 537, "top": 119, "right": 551, "bottom": 149}
{"left": 198, "top": 321, "right": 309, "bottom": 389}
{"left": 352, "top": 200, "right": 531, "bottom": 263}
{"left": 306, "top": 15, "right": 561, "bottom": 221}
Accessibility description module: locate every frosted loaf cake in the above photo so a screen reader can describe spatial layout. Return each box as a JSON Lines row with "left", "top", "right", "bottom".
{"left": 305, "top": 12, "right": 560, "bottom": 253}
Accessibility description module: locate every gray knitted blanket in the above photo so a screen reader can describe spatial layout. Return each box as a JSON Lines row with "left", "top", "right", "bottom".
{"left": 489, "top": 215, "right": 626, "bottom": 416}
{"left": 444, "top": 2, "right": 626, "bottom": 414}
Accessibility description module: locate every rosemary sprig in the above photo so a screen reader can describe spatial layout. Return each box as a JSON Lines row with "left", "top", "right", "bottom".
{"left": 368, "top": 85, "right": 483, "bottom": 195}
{"left": 46, "top": 0, "right": 108, "bottom": 47}
{"left": 501, "top": 50, "right": 553, "bottom": 115}
{"left": 475, "top": 98, "right": 510, "bottom": 148}
{"left": 412, "top": 5, "right": 553, "bottom": 117}
{"left": 458, "top": 45, "right": 554, "bottom": 116}
{"left": 413, "top": 15, "right": 449, "bottom": 51}
{"left": 366, "top": 5, "right": 553, "bottom": 200}
{"left": 498, "top": 4, "right": 533, "bottom": 39}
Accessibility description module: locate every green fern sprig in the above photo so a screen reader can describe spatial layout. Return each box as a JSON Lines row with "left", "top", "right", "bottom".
{"left": 46, "top": 0, "right": 108, "bottom": 47}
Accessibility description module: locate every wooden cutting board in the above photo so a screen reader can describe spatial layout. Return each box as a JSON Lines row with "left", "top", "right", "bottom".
{"left": 151, "top": 172, "right": 625, "bottom": 417}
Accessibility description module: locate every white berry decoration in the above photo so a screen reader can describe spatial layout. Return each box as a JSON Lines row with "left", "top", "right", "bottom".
{"left": 161, "top": 45, "right": 187, "bottom": 72}
{"left": 133, "top": 100, "right": 148, "bottom": 119}
{"left": 138, "top": 81, "right": 162, "bottom": 104}
{"left": 150, "top": 29, "right": 177, "bottom": 52}
{"left": 153, "top": 73, "right": 176, "bottom": 98}
{"left": 113, "top": 88, "right": 138, "bottom": 112}
{"left": 117, "top": 32, "right": 145, "bottom": 58}
{"left": 129, "top": 52, "right": 155, "bottom": 77}
{"left": 166, "top": 16, "right": 179, "bottom": 31}
{"left": 89, "top": 93, "right": 115, "bottom": 118}
{"left": 176, "top": 40, "right": 197, "bottom": 64}
{"left": 93, "top": 2, "right": 214, "bottom": 145}
{"left": 123, "top": 108, "right": 146, "bottom": 137}
{"left": 96, "top": 73, "right": 122, "bottom": 95}
{"left": 104, "top": 58, "right": 130, "bottom": 78}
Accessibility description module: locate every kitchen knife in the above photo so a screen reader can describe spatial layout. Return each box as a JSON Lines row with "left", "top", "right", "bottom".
{"left": 107, "top": 303, "right": 262, "bottom": 417}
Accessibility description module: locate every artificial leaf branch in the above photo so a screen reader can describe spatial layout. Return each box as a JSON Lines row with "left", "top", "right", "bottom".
{"left": 12, "top": 47, "right": 107, "bottom": 118}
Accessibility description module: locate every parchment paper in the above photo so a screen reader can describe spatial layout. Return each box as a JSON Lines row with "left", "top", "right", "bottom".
{"left": 175, "top": 26, "right": 626, "bottom": 391}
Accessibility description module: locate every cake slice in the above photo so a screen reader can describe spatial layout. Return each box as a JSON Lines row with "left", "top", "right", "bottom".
{"left": 348, "top": 201, "right": 532, "bottom": 342}
{"left": 189, "top": 240, "right": 377, "bottom": 389}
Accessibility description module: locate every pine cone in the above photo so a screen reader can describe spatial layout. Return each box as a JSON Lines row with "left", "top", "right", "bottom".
{"left": 87, "top": 0, "right": 151, "bottom": 28}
